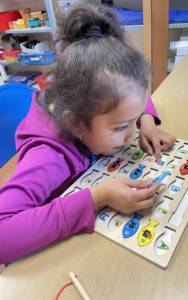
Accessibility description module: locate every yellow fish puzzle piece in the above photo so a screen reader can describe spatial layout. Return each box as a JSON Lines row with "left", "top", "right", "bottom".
{"left": 138, "top": 219, "right": 159, "bottom": 247}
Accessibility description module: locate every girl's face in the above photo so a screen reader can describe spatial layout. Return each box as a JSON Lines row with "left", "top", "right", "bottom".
{"left": 81, "top": 90, "right": 147, "bottom": 155}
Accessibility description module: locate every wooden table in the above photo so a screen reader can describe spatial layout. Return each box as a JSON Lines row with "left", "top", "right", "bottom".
{"left": 1, "top": 56, "right": 188, "bottom": 300}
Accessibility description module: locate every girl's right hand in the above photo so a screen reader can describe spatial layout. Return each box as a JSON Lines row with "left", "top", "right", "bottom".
{"left": 90, "top": 176, "right": 163, "bottom": 214}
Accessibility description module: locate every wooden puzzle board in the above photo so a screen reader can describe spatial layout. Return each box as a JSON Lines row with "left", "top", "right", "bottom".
{"left": 62, "top": 134, "right": 188, "bottom": 268}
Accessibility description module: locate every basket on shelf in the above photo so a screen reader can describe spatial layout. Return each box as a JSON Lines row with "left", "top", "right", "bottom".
{"left": 18, "top": 50, "right": 56, "bottom": 65}
{"left": 20, "top": 41, "right": 50, "bottom": 54}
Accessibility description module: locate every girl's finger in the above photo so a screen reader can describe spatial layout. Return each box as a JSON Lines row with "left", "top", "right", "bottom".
{"left": 139, "top": 135, "right": 153, "bottom": 155}
{"left": 135, "top": 182, "right": 163, "bottom": 201}
{"left": 161, "top": 143, "right": 171, "bottom": 152}
{"left": 152, "top": 138, "right": 161, "bottom": 161}
{"left": 161, "top": 137, "right": 176, "bottom": 151}
{"left": 136, "top": 197, "right": 155, "bottom": 210}
{"left": 121, "top": 178, "right": 151, "bottom": 189}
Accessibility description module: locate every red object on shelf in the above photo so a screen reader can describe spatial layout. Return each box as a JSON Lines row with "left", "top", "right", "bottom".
{"left": 0, "top": 10, "right": 21, "bottom": 31}
{"left": 2, "top": 50, "right": 22, "bottom": 58}
{"left": 2, "top": 50, "right": 22, "bottom": 63}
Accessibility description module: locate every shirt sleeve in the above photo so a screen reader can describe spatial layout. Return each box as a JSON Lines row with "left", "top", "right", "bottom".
{"left": 0, "top": 144, "right": 95, "bottom": 264}
{"left": 137, "top": 96, "right": 161, "bottom": 127}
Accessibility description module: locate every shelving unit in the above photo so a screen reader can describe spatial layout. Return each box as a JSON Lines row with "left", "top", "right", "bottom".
{"left": 113, "top": 0, "right": 188, "bottom": 91}
{"left": 0, "top": 0, "right": 57, "bottom": 80}
{"left": 1, "top": 0, "right": 188, "bottom": 88}
{"left": 4, "top": 26, "right": 53, "bottom": 34}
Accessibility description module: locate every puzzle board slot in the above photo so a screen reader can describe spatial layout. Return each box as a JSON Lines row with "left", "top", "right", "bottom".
{"left": 63, "top": 186, "right": 81, "bottom": 196}
{"left": 169, "top": 189, "right": 188, "bottom": 226}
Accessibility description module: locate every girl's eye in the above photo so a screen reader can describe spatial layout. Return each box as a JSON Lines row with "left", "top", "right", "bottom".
{"left": 115, "top": 125, "right": 129, "bottom": 132}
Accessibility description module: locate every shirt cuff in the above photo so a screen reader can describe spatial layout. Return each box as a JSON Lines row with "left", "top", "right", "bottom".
{"left": 137, "top": 96, "right": 161, "bottom": 128}
{"left": 59, "top": 188, "right": 95, "bottom": 238}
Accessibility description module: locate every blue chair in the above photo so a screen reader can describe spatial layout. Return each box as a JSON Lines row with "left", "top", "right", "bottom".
{"left": 0, "top": 83, "right": 37, "bottom": 167}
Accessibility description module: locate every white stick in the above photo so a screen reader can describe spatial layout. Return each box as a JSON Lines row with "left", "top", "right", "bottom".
{"left": 69, "top": 272, "right": 92, "bottom": 300}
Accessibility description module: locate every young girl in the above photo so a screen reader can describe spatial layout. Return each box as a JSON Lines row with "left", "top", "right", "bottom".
{"left": 0, "top": 3, "right": 175, "bottom": 264}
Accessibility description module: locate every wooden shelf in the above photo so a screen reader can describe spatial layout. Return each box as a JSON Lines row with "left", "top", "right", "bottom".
{"left": 3, "top": 26, "right": 53, "bottom": 34}
{"left": 123, "top": 23, "right": 188, "bottom": 31}
{"left": 169, "top": 23, "right": 188, "bottom": 29}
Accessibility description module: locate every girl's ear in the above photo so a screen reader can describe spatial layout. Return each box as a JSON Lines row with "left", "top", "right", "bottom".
{"left": 62, "top": 110, "right": 86, "bottom": 138}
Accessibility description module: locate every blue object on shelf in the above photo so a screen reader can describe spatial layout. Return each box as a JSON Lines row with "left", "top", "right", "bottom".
{"left": 112, "top": 8, "right": 188, "bottom": 26}
{"left": 27, "top": 18, "right": 41, "bottom": 28}
{"left": 5, "top": 71, "right": 42, "bottom": 85}
{"left": 169, "top": 10, "right": 188, "bottom": 23}
{"left": 112, "top": 8, "right": 143, "bottom": 25}
{"left": 18, "top": 51, "right": 56, "bottom": 65}
{"left": 0, "top": 83, "right": 36, "bottom": 167}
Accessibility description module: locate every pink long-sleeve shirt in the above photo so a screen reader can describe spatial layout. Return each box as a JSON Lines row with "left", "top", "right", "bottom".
{"left": 0, "top": 93, "right": 159, "bottom": 264}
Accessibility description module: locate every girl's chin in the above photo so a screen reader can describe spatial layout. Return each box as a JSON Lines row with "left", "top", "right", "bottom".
{"left": 91, "top": 147, "right": 124, "bottom": 156}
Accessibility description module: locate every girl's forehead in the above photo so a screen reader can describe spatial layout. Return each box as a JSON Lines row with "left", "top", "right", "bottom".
{"left": 93, "top": 93, "right": 147, "bottom": 125}
{"left": 98, "top": 72, "right": 146, "bottom": 102}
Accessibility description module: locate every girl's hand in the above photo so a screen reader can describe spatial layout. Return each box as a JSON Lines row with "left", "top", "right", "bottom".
{"left": 90, "top": 176, "right": 162, "bottom": 214}
{"left": 139, "top": 114, "right": 176, "bottom": 161}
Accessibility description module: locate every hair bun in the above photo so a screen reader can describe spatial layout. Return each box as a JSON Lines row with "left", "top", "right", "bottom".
{"left": 60, "top": 3, "right": 124, "bottom": 44}
{"left": 84, "top": 25, "right": 103, "bottom": 38}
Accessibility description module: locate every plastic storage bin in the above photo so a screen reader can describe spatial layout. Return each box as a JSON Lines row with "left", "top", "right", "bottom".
{"left": 18, "top": 51, "right": 56, "bottom": 65}
{"left": 0, "top": 10, "right": 21, "bottom": 30}
{"left": 20, "top": 41, "right": 50, "bottom": 54}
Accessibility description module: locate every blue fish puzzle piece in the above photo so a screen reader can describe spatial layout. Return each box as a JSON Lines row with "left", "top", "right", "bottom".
{"left": 99, "top": 212, "right": 110, "bottom": 221}
{"left": 130, "top": 164, "right": 146, "bottom": 180}
{"left": 170, "top": 184, "right": 181, "bottom": 193}
{"left": 122, "top": 213, "right": 143, "bottom": 238}
{"left": 150, "top": 171, "right": 171, "bottom": 185}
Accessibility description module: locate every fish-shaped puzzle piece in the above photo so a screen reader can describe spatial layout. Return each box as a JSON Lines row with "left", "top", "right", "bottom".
{"left": 129, "top": 164, "right": 146, "bottom": 180}
{"left": 155, "top": 228, "right": 174, "bottom": 256}
{"left": 99, "top": 212, "right": 110, "bottom": 221}
{"left": 150, "top": 171, "right": 171, "bottom": 185}
{"left": 178, "top": 144, "right": 188, "bottom": 155}
{"left": 138, "top": 219, "right": 159, "bottom": 247}
{"left": 169, "top": 178, "right": 183, "bottom": 194}
{"left": 122, "top": 213, "right": 143, "bottom": 238}
{"left": 167, "top": 158, "right": 181, "bottom": 170}
{"left": 179, "top": 160, "right": 188, "bottom": 175}
{"left": 153, "top": 197, "right": 171, "bottom": 219}
{"left": 131, "top": 149, "right": 145, "bottom": 161}
{"left": 107, "top": 157, "right": 124, "bottom": 172}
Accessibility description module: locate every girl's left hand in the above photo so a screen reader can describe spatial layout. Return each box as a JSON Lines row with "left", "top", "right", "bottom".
{"left": 139, "top": 114, "right": 176, "bottom": 161}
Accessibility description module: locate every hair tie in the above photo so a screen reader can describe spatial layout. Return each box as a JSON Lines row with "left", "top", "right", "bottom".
{"left": 84, "top": 25, "right": 103, "bottom": 38}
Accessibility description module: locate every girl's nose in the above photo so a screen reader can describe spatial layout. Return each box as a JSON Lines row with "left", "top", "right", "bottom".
{"left": 124, "top": 136, "right": 132, "bottom": 145}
